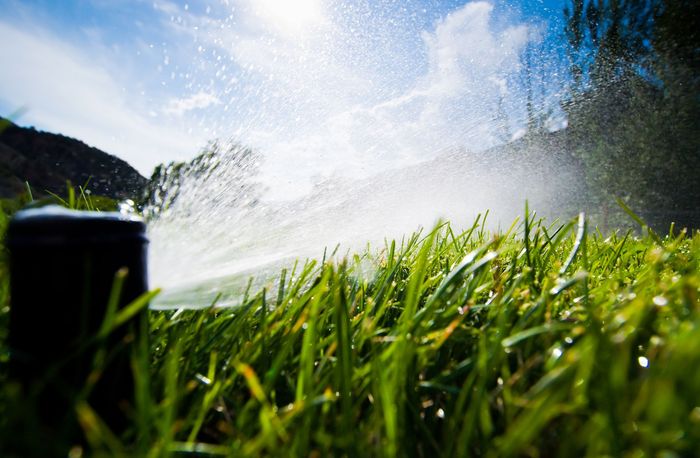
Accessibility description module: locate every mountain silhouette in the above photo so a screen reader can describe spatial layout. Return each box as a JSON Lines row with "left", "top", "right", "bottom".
{"left": 0, "top": 118, "right": 146, "bottom": 200}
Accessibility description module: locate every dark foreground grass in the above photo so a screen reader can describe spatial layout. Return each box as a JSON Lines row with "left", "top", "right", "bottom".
{"left": 1, "top": 212, "right": 699, "bottom": 456}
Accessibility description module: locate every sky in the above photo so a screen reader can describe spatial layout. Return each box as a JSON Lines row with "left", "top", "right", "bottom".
{"left": 0, "top": 0, "right": 568, "bottom": 181}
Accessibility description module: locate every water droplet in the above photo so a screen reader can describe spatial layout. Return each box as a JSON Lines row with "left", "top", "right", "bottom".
{"left": 436, "top": 408, "right": 445, "bottom": 419}
{"left": 653, "top": 296, "right": 668, "bottom": 307}
{"left": 638, "top": 356, "right": 649, "bottom": 368}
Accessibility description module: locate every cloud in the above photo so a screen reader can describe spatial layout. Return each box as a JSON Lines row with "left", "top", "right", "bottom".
{"left": 423, "top": 2, "right": 526, "bottom": 92}
{"left": 148, "top": 1, "right": 532, "bottom": 198}
{"left": 0, "top": 0, "right": 532, "bottom": 190}
{"left": 164, "top": 91, "right": 222, "bottom": 116}
{"left": 261, "top": 2, "right": 531, "bottom": 193}
{"left": 0, "top": 19, "right": 205, "bottom": 175}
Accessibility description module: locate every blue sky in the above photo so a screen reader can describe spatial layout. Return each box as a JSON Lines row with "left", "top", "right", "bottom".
{"left": 0, "top": 0, "right": 568, "bottom": 179}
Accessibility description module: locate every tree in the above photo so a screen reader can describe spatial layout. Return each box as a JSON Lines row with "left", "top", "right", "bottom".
{"left": 562, "top": 0, "right": 700, "bottom": 231}
{"left": 565, "top": 0, "right": 656, "bottom": 92}
{"left": 648, "top": 0, "right": 700, "bottom": 229}
{"left": 520, "top": 34, "right": 556, "bottom": 138}
{"left": 653, "top": 0, "right": 700, "bottom": 93}
{"left": 564, "top": 0, "right": 586, "bottom": 94}
{"left": 143, "top": 141, "right": 263, "bottom": 220}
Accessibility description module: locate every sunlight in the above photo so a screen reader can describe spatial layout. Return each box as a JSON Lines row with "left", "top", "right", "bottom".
{"left": 253, "top": 0, "right": 327, "bottom": 36}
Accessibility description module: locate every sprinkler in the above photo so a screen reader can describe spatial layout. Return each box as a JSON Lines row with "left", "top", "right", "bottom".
{"left": 7, "top": 205, "right": 149, "bottom": 451}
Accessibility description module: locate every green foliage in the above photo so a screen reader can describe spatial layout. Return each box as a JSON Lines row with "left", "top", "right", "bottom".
{"left": 4, "top": 181, "right": 120, "bottom": 214}
{"left": 43, "top": 181, "right": 119, "bottom": 212}
{"left": 0, "top": 202, "right": 12, "bottom": 329}
{"left": 563, "top": 0, "right": 700, "bottom": 231}
{"left": 565, "top": 0, "right": 656, "bottom": 90}
{"left": 1, "top": 211, "right": 698, "bottom": 456}
{"left": 141, "top": 141, "right": 261, "bottom": 219}
{"left": 653, "top": 0, "right": 700, "bottom": 92}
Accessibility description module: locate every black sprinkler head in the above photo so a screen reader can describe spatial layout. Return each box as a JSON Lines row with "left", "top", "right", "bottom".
{"left": 7, "top": 205, "right": 149, "bottom": 451}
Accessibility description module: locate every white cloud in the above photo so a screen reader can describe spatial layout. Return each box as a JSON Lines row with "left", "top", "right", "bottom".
{"left": 0, "top": 0, "right": 533, "bottom": 190}
{"left": 253, "top": 1, "right": 531, "bottom": 197}
{"left": 150, "top": 0, "right": 532, "bottom": 198}
{"left": 152, "top": 0, "right": 181, "bottom": 17}
{"left": 423, "top": 2, "right": 527, "bottom": 93}
{"left": 164, "top": 91, "right": 221, "bottom": 116}
{"left": 0, "top": 20, "right": 205, "bottom": 175}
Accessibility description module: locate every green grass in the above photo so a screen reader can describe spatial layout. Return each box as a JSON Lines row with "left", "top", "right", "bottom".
{"left": 1, "top": 209, "right": 699, "bottom": 457}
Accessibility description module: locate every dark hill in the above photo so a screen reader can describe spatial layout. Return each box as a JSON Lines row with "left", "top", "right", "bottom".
{"left": 0, "top": 118, "right": 147, "bottom": 200}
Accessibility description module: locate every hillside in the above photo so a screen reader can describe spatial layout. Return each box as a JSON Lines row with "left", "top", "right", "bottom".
{"left": 0, "top": 118, "right": 147, "bottom": 199}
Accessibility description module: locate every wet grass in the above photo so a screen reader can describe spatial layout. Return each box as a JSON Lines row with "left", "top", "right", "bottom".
{"left": 1, "top": 210, "right": 699, "bottom": 456}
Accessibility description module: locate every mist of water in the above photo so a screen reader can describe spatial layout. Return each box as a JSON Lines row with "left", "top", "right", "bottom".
{"left": 146, "top": 1, "right": 576, "bottom": 308}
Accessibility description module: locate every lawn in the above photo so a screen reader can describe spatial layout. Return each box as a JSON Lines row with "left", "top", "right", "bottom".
{"left": 1, "top": 207, "right": 699, "bottom": 457}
